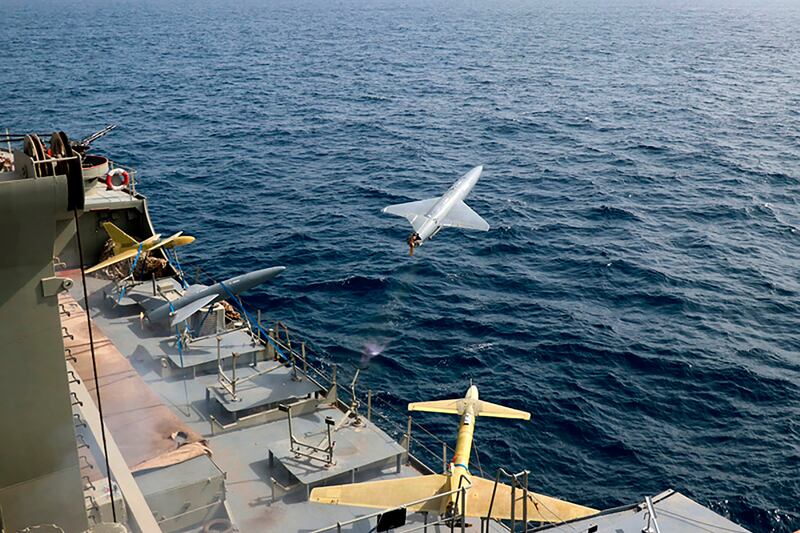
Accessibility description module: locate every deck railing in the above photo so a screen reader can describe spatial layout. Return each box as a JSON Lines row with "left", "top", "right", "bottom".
{"left": 212, "top": 293, "right": 539, "bottom": 532}
{"left": 237, "top": 303, "right": 480, "bottom": 477}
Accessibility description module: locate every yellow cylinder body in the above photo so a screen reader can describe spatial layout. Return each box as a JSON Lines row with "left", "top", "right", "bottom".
{"left": 449, "top": 407, "right": 476, "bottom": 514}
{"left": 453, "top": 411, "right": 475, "bottom": 468}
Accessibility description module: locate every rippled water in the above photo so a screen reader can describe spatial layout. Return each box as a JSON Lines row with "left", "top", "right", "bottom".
{"left": 4, "top": 0, "right": 800, "bottom": 530}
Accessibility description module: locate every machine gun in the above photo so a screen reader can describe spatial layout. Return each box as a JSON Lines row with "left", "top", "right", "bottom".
{"left": 72, "top": 124, "right": 117, "bottom": 153}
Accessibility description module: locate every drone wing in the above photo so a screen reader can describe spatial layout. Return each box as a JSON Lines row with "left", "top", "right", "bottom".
{"left": 85, "top": 248, "right": 140, "bottom": 275}
{"left": 383, "top": 198, "right": 440, "bottom": 232}
{"left": 441, "top": 201, "right": 489, "bottom": 231}
{"left": 310, "top": 474, "right": 449, "bottom": 514}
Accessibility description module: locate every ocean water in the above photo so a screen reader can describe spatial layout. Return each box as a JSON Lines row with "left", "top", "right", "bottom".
{"left": 4, "top": 0, "right": 800, "bottom": 530}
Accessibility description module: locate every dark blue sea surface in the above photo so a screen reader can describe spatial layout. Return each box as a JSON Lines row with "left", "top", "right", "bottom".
{"left": 4, "top": 0, "right": 800, "bottom": 530}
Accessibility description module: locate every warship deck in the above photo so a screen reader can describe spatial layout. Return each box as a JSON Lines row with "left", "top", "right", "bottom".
{"left": 61, "top": 275, "right": 510, "bottom": 532}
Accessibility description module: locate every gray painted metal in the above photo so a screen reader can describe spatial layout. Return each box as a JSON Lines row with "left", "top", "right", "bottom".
{"left": 0, "top": 152, "right": 88, "bottom": 532}
{"left": 134, "top": 455, "right": 225, "bottom": 532}
{"left": 532, "top": 490, "right": 749, "bottom": 533}
{"left": 206, "top": 360, "right": 322, "bottom": 413}
{"left": 383, "top": 165, "right": 489, "bottom": 248}
{"left": 268, "top": 406, "right": 405, "bottom": 488}
{"left": 165, "top": 328, "right": 260, "bottom": 369}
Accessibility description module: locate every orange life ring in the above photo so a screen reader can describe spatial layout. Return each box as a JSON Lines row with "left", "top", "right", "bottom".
{"left": 105, "top": 168, "right": 130, "bottom": 190}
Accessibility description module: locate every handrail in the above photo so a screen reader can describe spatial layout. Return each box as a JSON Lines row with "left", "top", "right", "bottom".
{"left": 309, "top": 478, "right": 472, "bottom": 533}
{"left": 170, "top": 272, "right": 535, "bottom": 533}
{"left": 239, "top": 316, "right": 470, "bottom": 483}
{"left": 483, "top": 468, "right": 531, "bottom": 533}
{"left": 107, "top": 161, "right": 138, "bottom": 196}
{"left": 208, "top": 288, "right": 514, "bottom": 517}
{"left": 644, "top": 495, "right": 662, "bottom": 533}
{"left": 274, "top": 320, "right": 292, "bottom": 351}
{"left": 266, "top": 332, "right": 331, "bottom": 387}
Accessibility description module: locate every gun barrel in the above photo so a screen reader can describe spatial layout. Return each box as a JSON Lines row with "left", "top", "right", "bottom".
{"left": 79, "top": 124, "right": 117, "bottom": 146}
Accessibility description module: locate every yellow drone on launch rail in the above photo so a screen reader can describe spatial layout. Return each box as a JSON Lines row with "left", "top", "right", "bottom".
{"left": 310, "top": 384, "right": 598, "bottom": 523}
{"left": 85, "top": 222, "right": 195, "bottom": 274}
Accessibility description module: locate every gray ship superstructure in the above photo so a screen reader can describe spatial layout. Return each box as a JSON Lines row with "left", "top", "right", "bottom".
{"left": 0, "top": 130, "right": 750, "bottom": 533}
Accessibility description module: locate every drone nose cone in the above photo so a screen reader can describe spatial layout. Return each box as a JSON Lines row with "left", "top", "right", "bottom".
{"left": 466, "top": 165, "right": 483, "bottom": 178}
{"left": 256, "top": 266, "right": 286, "bottom": 282}
{"left": 461, "top": 165, "right": 483, "bottom": 186}
{"left": 466, "top": 384, "right": 479, "bottom": 400}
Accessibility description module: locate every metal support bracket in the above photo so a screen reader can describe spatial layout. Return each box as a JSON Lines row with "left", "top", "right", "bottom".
{"left": 41, "top": 275, "right": 73, "bottom": 297}
{"left": 279, "top": 403, "right": 336, "bottom": 467}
